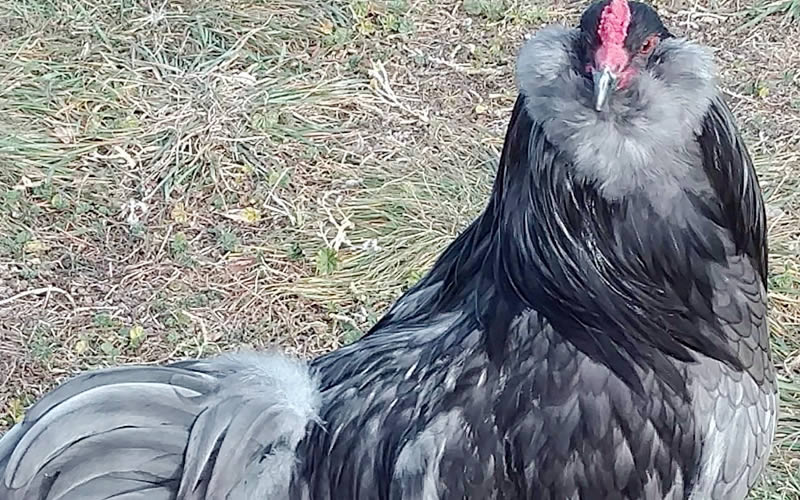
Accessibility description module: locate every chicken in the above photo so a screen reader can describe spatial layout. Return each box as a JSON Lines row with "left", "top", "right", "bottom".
{"left": 0, "top": 0, "right": 778, "bottom": 498}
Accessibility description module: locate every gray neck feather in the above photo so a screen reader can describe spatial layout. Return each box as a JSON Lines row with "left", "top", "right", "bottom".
{"left": 515, "top": 25, "right": 719, "bottom": 202}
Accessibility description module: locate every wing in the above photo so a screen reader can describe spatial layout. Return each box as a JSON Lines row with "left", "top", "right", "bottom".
{"left": 687, "top": 347, "right": 778, "bottom": 499}
{"left": 695, "top": 91, "right": 775, "bottom": 394}
{"left": 698, "top": 94, "right": 768, "bottom": 284}
{"left": 0, "top": 352, "right": 320, "bottom": 500}
{"left": 686, "top": 94, "right": 777, "bottom": 498}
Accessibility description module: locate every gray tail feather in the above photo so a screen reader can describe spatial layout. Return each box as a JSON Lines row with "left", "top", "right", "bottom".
{"left": 0, "top": 350, "right": 321, "bottom": 500}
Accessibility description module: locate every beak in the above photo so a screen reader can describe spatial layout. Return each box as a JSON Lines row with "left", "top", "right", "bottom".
{"left": 592, "top": 67, "right": 618, "bottom": 112}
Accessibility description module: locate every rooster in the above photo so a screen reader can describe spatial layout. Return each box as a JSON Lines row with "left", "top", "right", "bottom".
{"left": 0, "top": 1, "right": 777, "bottom": 498}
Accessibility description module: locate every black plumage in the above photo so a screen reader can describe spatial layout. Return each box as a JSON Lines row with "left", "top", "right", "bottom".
{"left": 0, "top": 1, "right": 778, "bottom": 498}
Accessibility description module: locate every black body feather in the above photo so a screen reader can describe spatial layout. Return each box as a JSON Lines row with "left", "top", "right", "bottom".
{"left": 292, "top": 91, "right": 774, "bottom": 498}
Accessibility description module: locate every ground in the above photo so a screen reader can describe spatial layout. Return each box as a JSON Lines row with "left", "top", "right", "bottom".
{"left": 0, "top": 0, "right": 798, "bottom": 497}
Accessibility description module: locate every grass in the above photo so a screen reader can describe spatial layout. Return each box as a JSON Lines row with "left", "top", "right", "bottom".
{"left": 737, "top": 0, "right": 800, "bottom": 32}
{"left": 0, "top": 0, "right": 798, "bottom": 497}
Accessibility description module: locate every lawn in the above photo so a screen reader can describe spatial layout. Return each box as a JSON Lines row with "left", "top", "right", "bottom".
{"left": 0, "top": 0, "right": 798, "bottom": 497}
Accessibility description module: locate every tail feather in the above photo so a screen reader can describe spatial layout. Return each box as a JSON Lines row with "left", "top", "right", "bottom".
{"left": 0, "top": 351, "right": 321, "bottom": 500}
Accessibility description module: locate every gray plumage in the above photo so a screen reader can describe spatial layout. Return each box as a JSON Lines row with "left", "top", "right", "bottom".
{"left": 0, "top": 1, "right": 777, "bottom": 498}
{"left": 0, "top": 353, "right": 320, "bottom": 499}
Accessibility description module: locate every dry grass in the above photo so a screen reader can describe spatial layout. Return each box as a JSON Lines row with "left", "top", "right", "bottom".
{"left": 0, "top": 0, "right": 798, "bottom": 497}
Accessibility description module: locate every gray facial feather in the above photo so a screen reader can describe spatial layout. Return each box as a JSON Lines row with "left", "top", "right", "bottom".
{"left": 515, "top": 26, "right": 719, "bottom": 201}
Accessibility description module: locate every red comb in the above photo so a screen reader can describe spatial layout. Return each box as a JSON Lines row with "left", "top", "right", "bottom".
{"left": 598, "top": 0, "right": 631, "bottom": 46}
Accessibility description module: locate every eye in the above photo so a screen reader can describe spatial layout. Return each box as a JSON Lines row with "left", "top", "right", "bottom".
{"left": 640, "top": 35, "right": 659, "bottom": 55}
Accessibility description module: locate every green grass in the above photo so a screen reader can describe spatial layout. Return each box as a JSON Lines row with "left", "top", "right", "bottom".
{"left": 737, "top": 0, "right": 800, "bottom": 31}
{"left": 0, "top": 0, "right": 798, "bottom": 497}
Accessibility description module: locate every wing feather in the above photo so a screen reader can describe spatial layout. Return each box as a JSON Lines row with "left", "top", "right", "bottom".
{"left": 698, "top": 94, "right": 768, "bottom": 283}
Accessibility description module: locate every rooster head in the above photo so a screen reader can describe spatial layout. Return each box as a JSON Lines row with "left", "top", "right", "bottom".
{"left": 579, "top": 0, "right": 672, "bottom": 110}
